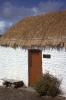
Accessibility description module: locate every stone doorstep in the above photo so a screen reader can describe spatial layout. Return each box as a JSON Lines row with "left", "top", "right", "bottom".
{"left": 20, "top": 87, "right": 36, "bottom": 92}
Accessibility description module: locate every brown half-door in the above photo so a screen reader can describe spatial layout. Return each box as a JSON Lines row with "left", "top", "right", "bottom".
{"left": 28, "top": 49, "right": 42, "bottom": 86}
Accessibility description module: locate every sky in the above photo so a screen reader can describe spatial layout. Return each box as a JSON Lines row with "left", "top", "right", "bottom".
{"left": 0, "top": 0, "right": 66, "bottom": 34}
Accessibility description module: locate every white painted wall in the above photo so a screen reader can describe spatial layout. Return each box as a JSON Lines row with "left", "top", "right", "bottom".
{"left": 0, "top": 46, "right": 66, "bottom": 96}
{"left": 42, "top": 48, "right": 66, "bottom": 96}
{"left": 0, "top": 46, "right": 28, "bottom": 86}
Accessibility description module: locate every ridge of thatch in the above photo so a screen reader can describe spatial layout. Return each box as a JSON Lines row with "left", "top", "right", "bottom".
{"left": 0, "top": 10, "right": 66, "bottom": 48}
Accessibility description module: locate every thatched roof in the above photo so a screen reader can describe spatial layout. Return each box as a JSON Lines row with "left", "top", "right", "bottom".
{"left": 0, "top": 10, "right": 66, "bottom": 48}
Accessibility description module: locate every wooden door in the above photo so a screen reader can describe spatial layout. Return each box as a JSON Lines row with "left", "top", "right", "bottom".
{"left": 28, "top": 50, "right": 42, "bottom": 86}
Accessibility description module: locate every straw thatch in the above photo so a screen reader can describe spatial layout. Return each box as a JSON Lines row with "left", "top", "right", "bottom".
{"left": 0, "top": 10, "right": 66, "bottom": 48}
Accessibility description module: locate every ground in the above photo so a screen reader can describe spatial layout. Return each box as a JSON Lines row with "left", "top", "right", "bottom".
{"left": 0, "top": 87, "right": 65, "bottom": 100}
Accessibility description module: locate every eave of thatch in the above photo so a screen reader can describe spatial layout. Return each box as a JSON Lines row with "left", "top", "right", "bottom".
{"left": 0, "top": 38, "right": 65, "bottom": 48}
{"left": 0, "top": 10, "right": 66, "bottom": 48}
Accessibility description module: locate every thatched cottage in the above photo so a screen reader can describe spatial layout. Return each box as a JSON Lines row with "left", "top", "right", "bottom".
{"left": 0, "top": 10, "right": 66, "bottom": 93}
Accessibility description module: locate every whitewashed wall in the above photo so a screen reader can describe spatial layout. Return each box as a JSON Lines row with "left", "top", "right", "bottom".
{"left": 42, "top": 48, "right": 66, "bottom": 96}
{"left": 0, "top": 46, "right": 28, "bottom": 86}
{"left": 0, "top": 46, "right": 66, "bottom": 96}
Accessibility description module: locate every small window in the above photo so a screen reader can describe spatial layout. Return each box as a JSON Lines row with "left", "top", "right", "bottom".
{"left": 43, "top": 54, "right": 51, "bottom": 58}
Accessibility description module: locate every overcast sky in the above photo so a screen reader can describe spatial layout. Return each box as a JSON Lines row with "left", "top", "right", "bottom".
{"left": 0, "top": 0, "right": 66, "bottom": 34}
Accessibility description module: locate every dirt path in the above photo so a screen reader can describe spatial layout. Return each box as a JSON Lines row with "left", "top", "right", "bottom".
{"left": 0, "top": 87, "right": 66, "bottom": 100}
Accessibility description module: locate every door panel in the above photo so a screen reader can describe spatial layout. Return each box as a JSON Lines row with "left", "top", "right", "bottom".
{"left": 29, "top": 50, "right": 42, "bottom": 86}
